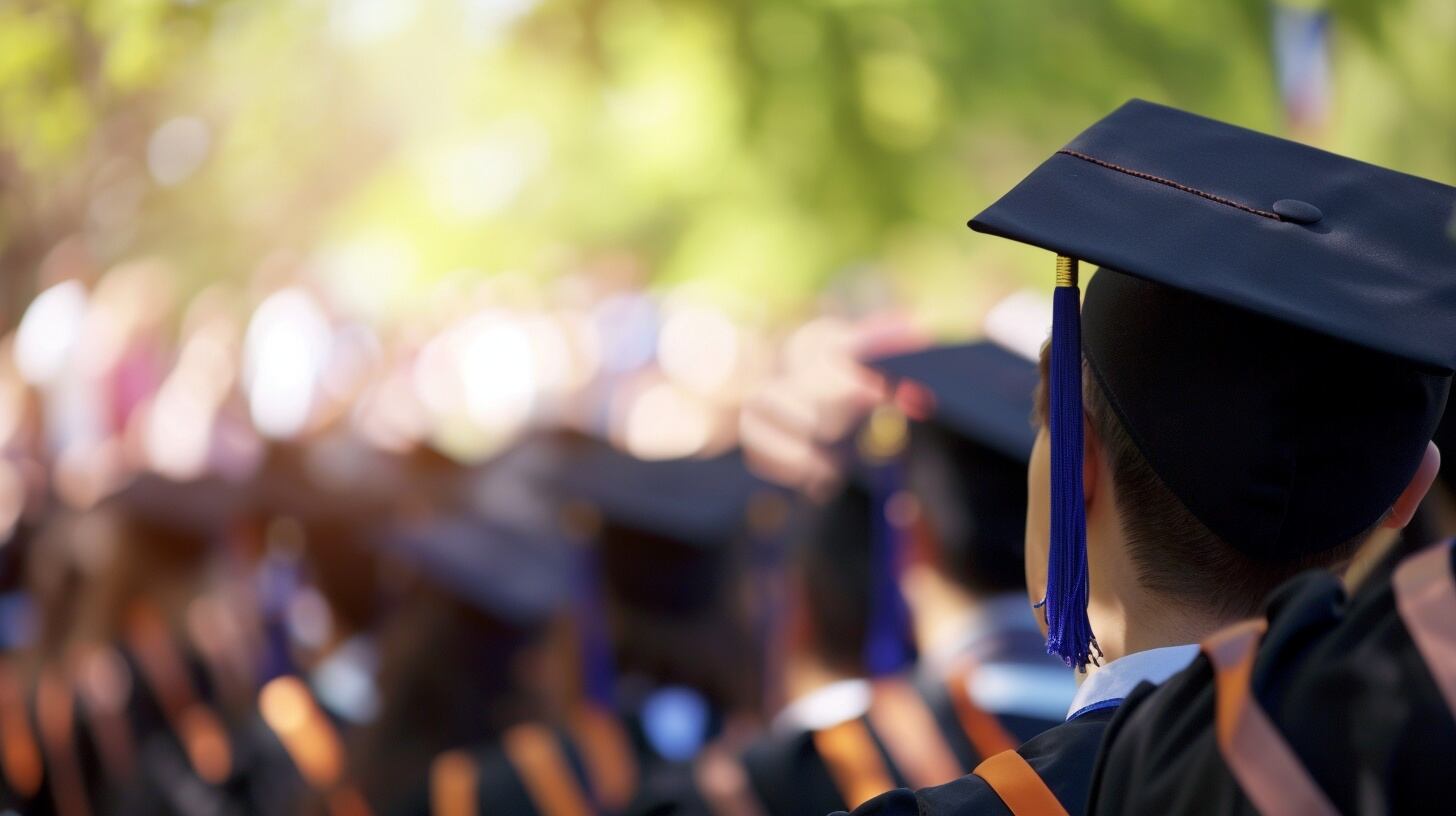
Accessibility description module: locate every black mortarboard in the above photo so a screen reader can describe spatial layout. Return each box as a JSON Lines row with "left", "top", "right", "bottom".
{"left": 106, "top": 472, "right": 251, "bottom": 543}
{"left": 554, "top": 439, "right": 769, "bottom": 613}
{"left": 380, "top": 516, "right": 574, "bottom": 627}
{"left": 971, "top": 99, "right": 1456, "bottom": 668}
{"left": 555, "top": 440, "right": 767, "bottom": 549}
{"left": 865, "top": 341, "right": 1037, "bottom": 463}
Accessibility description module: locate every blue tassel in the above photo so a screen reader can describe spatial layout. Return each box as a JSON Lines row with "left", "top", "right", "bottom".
{"left": 864, "top": 461, "right": 917, "bottom": 676}
{"left": 578, "top": 550, "right": 617, "bottom": 707}
{"left": 1044, "top": 262, "right": 1100, "bottom": 671}
{"left": 257, "top": 553, "right": 301, "bottom": 681}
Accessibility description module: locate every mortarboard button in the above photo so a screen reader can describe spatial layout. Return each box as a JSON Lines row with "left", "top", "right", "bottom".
{"left": 1272, "top": 199, "right": 1323, "bottom": 224}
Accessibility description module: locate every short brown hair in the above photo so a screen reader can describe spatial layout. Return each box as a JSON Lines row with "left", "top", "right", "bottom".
{"left": 1034, "top": 345, "right": 1366, "bottom": 621}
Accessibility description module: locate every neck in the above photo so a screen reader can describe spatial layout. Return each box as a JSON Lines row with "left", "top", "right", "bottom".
{"left": 1083, "top": 535, "right": 1220, "bottom": 669}
{"left": 901, "top": 563, "right": 983, "bottom": 658}
{"left": 782, "top": 652, "right": 857, "bottom": 706}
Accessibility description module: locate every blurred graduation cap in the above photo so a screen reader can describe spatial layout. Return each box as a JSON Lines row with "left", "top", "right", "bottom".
{"left": 378, "top": 516, "right": 574, "bottom": 628}
{"left": 849, "top": 342, "right": 1038, "bottom": 676}
{"left": 553, "top": 437, "right": 771, "bottom": 614}
{"left": 103, "top": 471, "right": 253, "bottom": 546}
{"left": 865, "top": 340, "right": 1037, "bottom": 463}
{"left": 970, "top": 99, "right": 1456, "bottom": 668}
{"left": 867, "top": 340, "right": 1036, "bottom": 591}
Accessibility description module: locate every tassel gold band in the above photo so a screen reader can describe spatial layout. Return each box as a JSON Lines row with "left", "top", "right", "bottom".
{"left": 1055, "top": 256, "right": 1079, "bottom": 288}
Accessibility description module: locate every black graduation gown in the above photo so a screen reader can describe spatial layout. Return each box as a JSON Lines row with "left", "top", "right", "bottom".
{"left": 0, "top": 659, "right": 107, "bottom": 816}
{"left": 391, "top": 716, "right": 650, "bottom": 816}
{"left": 1087, "top": 538, "right": 1456, "bottom": 815}
{"left": 633, "top": 667, "right": 1066, "bottom": 816}
{"left": 104, "top": 635, "right": 249, "bottom": 816}
{"left": 630, "top": 711, "right": 911, "bottom": 816}
{"left": 381, "top": 734, "right": 582, "bottom": 816}
{"left": 837, "top": 706, "right": 1116, "bottom": 816}
{"left": 635, "top": 625, "right": 1068, "bottom": 816}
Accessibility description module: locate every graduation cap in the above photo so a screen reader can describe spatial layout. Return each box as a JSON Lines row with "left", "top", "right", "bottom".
{"left": 108, "top": 473, "right": 250, "bottom": 531}
{"left": 553, "top": 439, "right": 769, "bottom": 614}
{"left": 865, "top": 341, "right": 1038, "bottom": 463}
{"left": 971, "top": 99, "right": 1456, "bottom": 669}
{"left": 853, "top": 342, "right": 1037, "bottom": 675}
{"left": 379, "top": 516, "right": 574, "bottom": 628}
{"left": 866, "top": 341, "right": 1036, "bottom": 598}
{"left": 470, "top": 431, "right": 621, "bottom": 708}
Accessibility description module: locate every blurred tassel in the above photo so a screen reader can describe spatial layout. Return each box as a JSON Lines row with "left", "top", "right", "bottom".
{"left": 1043, "top": 257, "right": 1099, "bottom": 670}
{"left": 864, "top": 459, "right": 916, "bottom": 676}
{"left": 578, "top": 549, "right": 617, "bottom": 708}
{"left": 257, "top": 553, "right": 300, "bottom": 681}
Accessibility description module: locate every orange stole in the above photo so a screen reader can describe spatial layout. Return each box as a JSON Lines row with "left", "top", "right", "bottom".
{"left": 567, "top": 704, "right": 637, "bottom": 812}
{"left": 866, "top": 677, "right": 962, "bottom": 787}
{"left": 258, "top": 675, "right": 372, "bottom": 816}
{"left": 0, "top": 658, "right": 42, "bottom": 799}
{"left": 500, "top": 723, "right": 595, "bottom": 816}
{"left": 1202, "top": 619, "right": 1336, "bottom": 816}
{"left": 1393, "top": 539, "right": 1456, "bottom": 721}
{"left": 35, "top": 667, "right": 89, "bottom": 816}
{"left": 124, "top": 603, "right": 232, "bottom": 784}
{"left": 693, "top": 742, "right": 766, "bottom": 816}
{"left": 943, "top": 661, "right": 1018, "bottom": 761}
{"left": 971, "top": 749, "right": 1067, "bottom": 816}
{"left": 811, "top": 718, "right": 896, "bottom": 809}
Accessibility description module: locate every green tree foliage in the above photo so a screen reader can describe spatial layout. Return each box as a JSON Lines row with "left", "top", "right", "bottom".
{"left": 1, "top": 0, "right": 1451, "bottom": 331}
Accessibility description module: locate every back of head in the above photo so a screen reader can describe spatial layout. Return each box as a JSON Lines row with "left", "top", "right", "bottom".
{"left": 354, "top": 585, "right": 550, "bottom": 808}
{"left": 904, "top": 422, "right": 1028, "bottom": 597}
{"left": 353, "top": 511, "right": 571, "bottom": 807}
{"left": 790, "top": 481, "right": 874, "bottom": 676}
{"left": 865, "top": 340, "right": 1037, "bottom": 600}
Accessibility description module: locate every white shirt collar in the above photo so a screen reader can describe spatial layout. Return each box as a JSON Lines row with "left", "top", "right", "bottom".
{"left": 1065, "top": 643, "right": 1199, "bottom": 720}
{"left": 772, "top": 678, "right": 872, "bottom": 733}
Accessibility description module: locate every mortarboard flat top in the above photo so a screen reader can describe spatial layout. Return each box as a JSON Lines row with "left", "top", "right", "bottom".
{"left": 971, "top": 99, "right": 1456, "bottom": 372}
{"left": 865, "top": 341, "right": 1037, "bottom": 462}
{"left": 553, "top": 439, "right": 768, "bottom": 549}
{"left": 380, "top": 516, "right": 573, "bottom": 626}
{"left": 106, "top": 472, "right": 252, "bottom": 538}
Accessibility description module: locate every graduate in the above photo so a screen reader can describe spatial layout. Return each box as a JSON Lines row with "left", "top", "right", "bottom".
{"left": 3, "top": 474, "right": 253, "bottom": 816}
{"left": 866, "top": 341, "right": 1074, "bottom": 763}
{"left": 234, "top": 443, "right": 399, "bottom": 816}
{"left": 843, "top": 99, "right": 1455, "bottom": 815}
{"left": 350, "top": 511, "right": 580, "bottom": 816}
{"left": 415, "top": 432, "right": 774, "bottom": 816}
{"left": 552, "top": 436, "right": 772, "bottom": 776}
{"left": 670, "top": 478, "right": 913, "bottom": 816}
{"left": 640, "top": 341, "right": 1071, "bottom": 816}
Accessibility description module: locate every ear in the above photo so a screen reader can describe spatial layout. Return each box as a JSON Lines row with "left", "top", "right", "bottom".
{"left": 1382, "top": 441, "right": 1441, "bottom": 530}
{"left": 784, "top": 573, "right": 813, "bottom": 650}
{"left": 1082, "top": 412, "right": 1102, "bottom": 507}
{"left": 904, "top": 500, "right": 936, "bottom": 568}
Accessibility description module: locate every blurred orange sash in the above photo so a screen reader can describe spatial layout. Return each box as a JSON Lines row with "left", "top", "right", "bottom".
{"left": 812, "top": 717, "right": 895, "bottom": 810}
{"left": 868, "top": 677, "right": 962, "bottom": 787}
{"left": 124, "top": 602, "right": 232, "bottom": 784}
{"left": 258, "top": 675, "right": 371, "bottom": 816}
{"left": 943, "top": 660, "right": 1018, "bottom": 762}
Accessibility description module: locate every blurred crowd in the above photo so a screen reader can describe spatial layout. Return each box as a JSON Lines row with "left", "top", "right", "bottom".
{"left": 0, "top": 244, "right": 1071, "bottom": 815}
